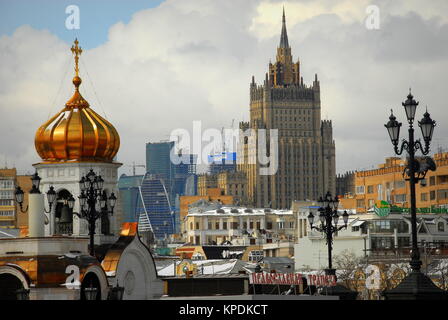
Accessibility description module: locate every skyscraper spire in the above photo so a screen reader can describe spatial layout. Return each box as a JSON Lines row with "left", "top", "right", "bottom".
{"left": 279, "top": 6, "right": 289, "bottom": 48}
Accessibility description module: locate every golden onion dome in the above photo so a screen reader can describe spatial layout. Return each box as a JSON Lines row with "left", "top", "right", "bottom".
{"left": 35, "top": 39, "right": 120, "bottom": 163}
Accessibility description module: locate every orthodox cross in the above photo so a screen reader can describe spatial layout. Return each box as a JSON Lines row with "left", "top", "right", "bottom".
{"left": 71, "top": 38, "right": 83, "bottom": 77}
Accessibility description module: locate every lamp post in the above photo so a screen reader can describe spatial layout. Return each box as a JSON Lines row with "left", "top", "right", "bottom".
{"left": 76, "top": 169, "right": 117, "bottom": 256}
{"left": 83, "top": 286, "right": 98, "bottom": 300}
{"left": 14, "top": 172, "right": 57, "bottom": 237}
{"left": 383, "top": 90, "right": 447, "bottom": 300}
{"left": 15, "top": 288, "right": 30, "bottom": 300}
{"left": 307, "top": 192, "right": 349, "bottom": 276}
{"left": 108, "top": 283, "right": 125, "bottom": 300}
{"left": 15, "top": 173, "right": 57, "bottom": 213}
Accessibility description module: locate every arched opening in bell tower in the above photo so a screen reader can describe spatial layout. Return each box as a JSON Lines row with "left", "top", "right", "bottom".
{"left": 55, "top": 189, "right": 73, "bottom": 235}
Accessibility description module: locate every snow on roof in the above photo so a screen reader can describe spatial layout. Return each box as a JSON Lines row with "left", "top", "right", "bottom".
{"left": 351, "top": 220, "right": 366, "bottom": 227}
{"left": 0, "top": 229, "right": 19, "bottom": 238}
{"left": 188, "top": 206, "right": 293, "bottom": 217}
{"left": 157, "top": 259, "right": 241, "bottom": 277}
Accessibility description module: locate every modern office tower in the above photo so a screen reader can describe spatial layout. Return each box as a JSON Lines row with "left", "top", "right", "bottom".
{"left": 184, "top": 175, "right": 198, "bottom": 196}
{"left": 238, "top": 9, "right": 336, "bottom": 209}
{"left": 146, "top": 141, "right": 197, "bottom": 204}
{"left": 173, "top": 153, "right": 197, "bottom": 197}
{"left": 146, "top": 141, "right": 175, "bottom": 197}
{"left": 117, "top": 174, "right": 144, "bottom": 222}
{"left": 137, "top": 173, "right": 175, "bottom": 240}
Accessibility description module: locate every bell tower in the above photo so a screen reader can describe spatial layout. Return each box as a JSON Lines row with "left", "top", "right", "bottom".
{"left": 33, "top": 39, "right": 122, "bottom": 242}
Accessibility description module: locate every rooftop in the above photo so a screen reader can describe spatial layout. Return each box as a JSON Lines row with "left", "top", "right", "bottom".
{"left": 188, "top": 206, "right": 293, "bottom": 217}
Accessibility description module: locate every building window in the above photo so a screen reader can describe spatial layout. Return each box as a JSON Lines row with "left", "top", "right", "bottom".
{"left": 223, "top": 222, "right": 227, "bottom": 230}
{"left": 395, "top": 181, "right": 406, "bottom": 189}
{"left": 371, "top": 237, "right": 394, "bottom": 249}
{"left": 356, "top": 186, "right": 365, "bottom": 194}
{"left": 421, "top": 193, "right": 428, "bottom": 202}
{"left": 356, "top": 199, "right": 365, "bottom": 208}
{"left": 0, "top": 191, "right": 14, "bottom": 199}
{"left": 0, "top": 199, "right": 14, "bottom": 206}
{"left": 430, "top": 176, "right": 436, "bottom": 186}
{"left": 369, "top": 220, "right": 408, "bottom": 233}
{"left": 215, "top": 221, "right": 220, "bottom": 230}
{"left": 249, "top": 221, "right": 254, "bottom": 229}
{"left": 367, "top": 185, "right": 374, "bottom": 194}
{"left": 248, "top": 250, "right": 263, "bottom": 262}
{"left": 0, "top": 180, "right": 14, "bottom": 189}
{"left": 430, "top": 190, "right": 436, "bottom": 200}
{"left": 195, "top": 222, "right": 200, "bottom": 230}
{"left": 208, "top": 221, "right": 212, "bottom": 230}
{"left": 266, "top": 222, "right": 273, "bottom": 229}
{"left": 377, "top": 184, "right": 383, "bottom": 200}
{"left": 437, "top": 189, "right": 448, "bottom": 200}
{"left": 395, "top": 194, "right": 406, "bottom": 203}
{"left": 0, "top": 211, "right": 14, "bottom": 217}
{"left": 398, "top": 237, "right": 410, "bottom": 248}
{"left": 438, "top": 222, "right": 445, "bottom": 232}
{"left": 438, "top": 175, "right": 448, "bottom": 184}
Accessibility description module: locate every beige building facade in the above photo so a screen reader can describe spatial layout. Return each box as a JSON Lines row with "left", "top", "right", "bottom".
{"left": 183, "top": 206, "right": 297, "bottom": 247}
{"left": 0, "top": 169, "right": 32, "bottom": 230}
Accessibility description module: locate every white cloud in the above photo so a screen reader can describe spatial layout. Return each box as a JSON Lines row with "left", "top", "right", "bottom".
{"left": 0, "top": 0, "right": 448, "bottom": 178}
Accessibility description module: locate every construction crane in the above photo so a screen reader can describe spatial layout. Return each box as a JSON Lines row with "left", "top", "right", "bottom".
{"left": 126, "top": 162, "right": 146, "bottom": 176}
{"left": 221, "top": 119, "right": 235, "bottom": 153}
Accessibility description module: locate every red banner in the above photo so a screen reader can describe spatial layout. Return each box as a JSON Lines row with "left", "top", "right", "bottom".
{"left": 249, "top": 272, "right": 336, "bottom": 287}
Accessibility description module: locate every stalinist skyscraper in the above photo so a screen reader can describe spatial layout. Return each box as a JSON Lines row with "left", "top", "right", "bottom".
{"left": 238, "top": 9, "right": 335, "bottom": 209}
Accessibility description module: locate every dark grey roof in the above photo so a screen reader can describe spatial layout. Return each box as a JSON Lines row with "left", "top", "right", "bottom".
{"left": 261, "top": 257, "right": 294, "bottom": 264}
{"left": 279, "top": 7, "right": 289, "bottom": 48}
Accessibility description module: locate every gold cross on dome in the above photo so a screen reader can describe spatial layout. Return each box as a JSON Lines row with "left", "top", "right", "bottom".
{"left": 71, "top": 38, "right": 83, "bottom": 76}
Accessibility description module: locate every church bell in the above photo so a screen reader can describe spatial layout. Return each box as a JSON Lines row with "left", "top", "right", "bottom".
{"left": 59, "top": 205, "right": 73, "bottom": 223}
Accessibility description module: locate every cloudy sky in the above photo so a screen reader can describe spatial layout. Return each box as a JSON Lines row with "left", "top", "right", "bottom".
{"left": 1, "top": 0, "right": 447, "bottom": 177}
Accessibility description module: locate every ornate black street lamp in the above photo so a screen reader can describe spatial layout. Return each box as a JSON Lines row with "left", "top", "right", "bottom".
{"left": 14, "top": 172, "right": 57, "bottom": 217}
{"left": 307, "top": 192, "right": 349, "bottom": 276}
{"left": 83, "top": 286, "right": 98, "bottom": 300}
{"left": 108, "top": 283, "right": 125, "bottom": 300}
{"left": 15, "top": 288, "right": 30, "bottom": 300}
{"left": 383, "top": 91, "right": 447, "bottom": 300}
{"left": 76, "top": 169, "right": 117, "bottom": 256}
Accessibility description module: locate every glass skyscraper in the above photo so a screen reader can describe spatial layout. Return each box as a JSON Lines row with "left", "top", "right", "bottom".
{"left": 145, "top": 141, "right": 197, "bottom": 236}
{"left": 117, "top": 174, "right": 144, "bottom": 222}
{"left": 137, "top": 173, "right": 174, "bottom": 240}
